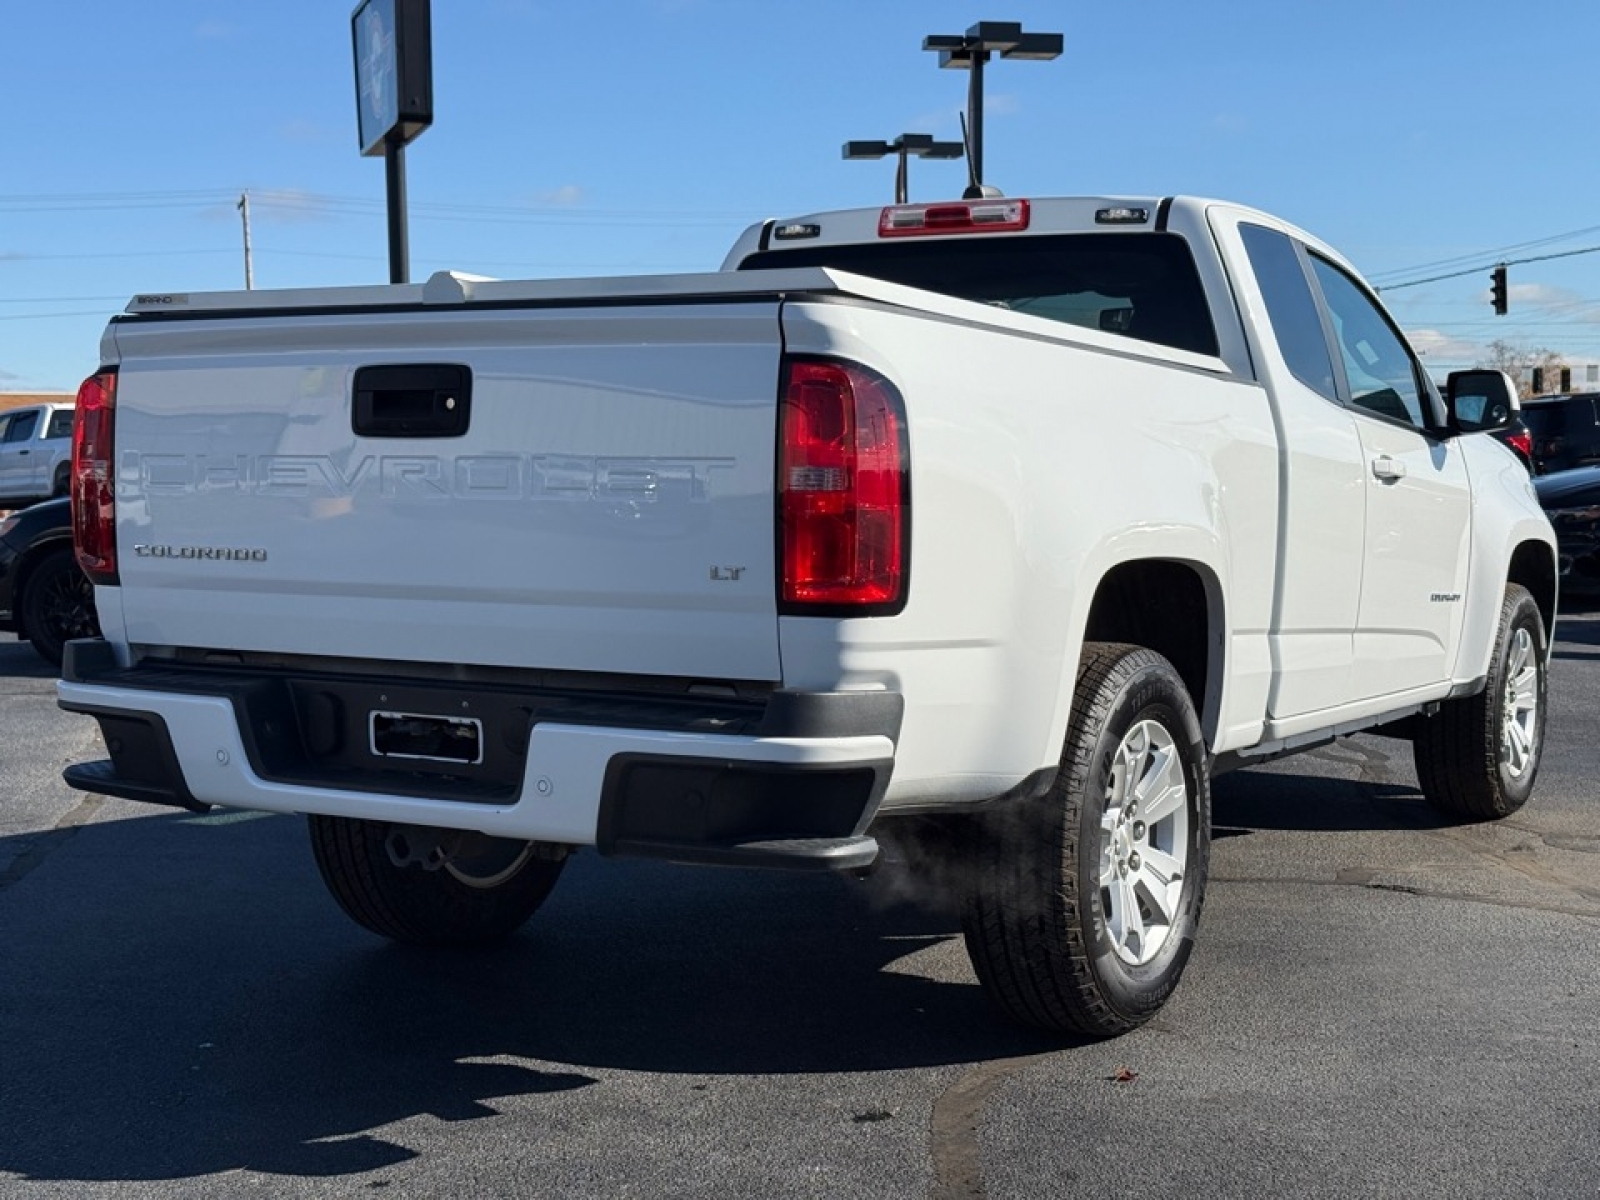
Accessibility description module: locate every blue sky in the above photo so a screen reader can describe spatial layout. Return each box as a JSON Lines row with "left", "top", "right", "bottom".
{"left": 4, "top": 0, "right": 1599, "bottom": 392}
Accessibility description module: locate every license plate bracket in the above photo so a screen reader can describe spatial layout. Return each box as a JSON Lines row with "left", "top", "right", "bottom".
{"left": 369, "top": 710, "right": 485, "bottom": 766}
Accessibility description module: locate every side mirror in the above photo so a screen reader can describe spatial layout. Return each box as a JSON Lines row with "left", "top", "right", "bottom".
{"left": 1446, "top": 369, "right": 1520, "bottom": 433}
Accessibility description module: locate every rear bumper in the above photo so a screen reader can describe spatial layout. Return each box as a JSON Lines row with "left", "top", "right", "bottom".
{"left": 57, "top": 641, "right": 898, "bottom": 871}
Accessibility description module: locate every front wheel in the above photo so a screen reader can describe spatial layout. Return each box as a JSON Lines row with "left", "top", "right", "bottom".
{"left": 962, "top": 643, "right": 1210, "bottom": 1037}
{"left": 1413, "top": 583, "right": 1547, "bottom": 821}
{"left": 309, "top": 816, "right": 567, "bottom": 946}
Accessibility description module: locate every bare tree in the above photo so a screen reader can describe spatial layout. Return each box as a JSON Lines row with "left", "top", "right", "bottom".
{"left": 1479, "top": 339, "right": 1568, "bottom": 399}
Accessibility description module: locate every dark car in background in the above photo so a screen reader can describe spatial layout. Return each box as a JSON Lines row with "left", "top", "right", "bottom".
{"left": 1535, "top": 465, "right": 1600, "bottom": 600}
{"left": 1523, "top": 393, "right": 1600, "bottom": 475}
{"left": 0, "top": 497, "right": 100, "bottom": 666}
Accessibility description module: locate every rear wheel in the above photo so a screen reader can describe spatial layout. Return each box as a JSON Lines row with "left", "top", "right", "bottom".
{"left": 21, "top": 546, "right": 99, "bottom": 667}
{"left": 51, "top": 463, "right": 70, "bottom": 498}
{"left": 309, "top": 816, "right": 567, "bottom": 946}
{"left": 1413, "top": 583, "right": 1547, "bottom": 821}
{"left": 961, "top": 643, "right": 1210, "bottom": 1037}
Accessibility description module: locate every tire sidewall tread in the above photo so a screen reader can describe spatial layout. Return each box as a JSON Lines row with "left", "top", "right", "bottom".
{"left": 962, "top": 642, "right": 1210, "bottom": 1037}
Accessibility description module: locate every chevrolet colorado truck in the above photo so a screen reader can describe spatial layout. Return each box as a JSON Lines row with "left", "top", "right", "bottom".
{"left": 57, "top": 196, "right": 1556, "bottom": 1037}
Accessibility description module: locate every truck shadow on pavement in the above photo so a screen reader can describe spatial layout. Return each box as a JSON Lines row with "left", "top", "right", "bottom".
{"left": 0, "top": 808, "right": 1061, "bottom": 1183}
{"left": 0, "top": 636, "right": 60, "bottom": 680}
{"left": 0, "top": 724, "right": 1523, "bottom": 1185}
{"left": 1212, "top": 740, "right": 1447, "bottom": 836}
{"left": 1553, "top": 608, "right": 1600, "bottom": 661}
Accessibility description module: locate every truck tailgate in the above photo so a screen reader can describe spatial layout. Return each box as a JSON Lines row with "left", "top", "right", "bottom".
{"left": 109, "top": 301, "right": 785, "bottom": 681}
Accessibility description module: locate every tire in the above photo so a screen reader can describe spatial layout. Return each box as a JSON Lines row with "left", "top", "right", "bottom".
{"left": 21, "top": 546, "right": 99, "bottom": 667}
{"left": 961, "top": 643, "right": 1210, "bottom": 1037}
{"left": 1413, "top": 583, "right": 1547, "bottom": 821}
{"left": 308, "top": 815, "right": 567, "bottom": 947}
{"left": 51, "top": 463, "right": 70, "bottom": 499}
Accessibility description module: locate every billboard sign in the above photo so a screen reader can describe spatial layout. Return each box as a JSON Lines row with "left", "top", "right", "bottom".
{"left": 352, "top": 0, "right": 432, "bottom": 157}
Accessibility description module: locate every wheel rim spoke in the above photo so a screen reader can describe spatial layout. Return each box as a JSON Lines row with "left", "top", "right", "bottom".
{"left": 1137, "top": 750, "right": 1187, "bottom": 825}
{"left": 1140, "top": 844, "right": 1184, "bottom": 886}
{"left": 1132, "top": 873, "right": 1177, "bottom": 931}
{"left": 1498, "top": 626, "right": 1540, "bottom": 779}
{"left": 1099, "top": 717, "right": 1190, "bottom": 967}
{"left": 1112, "top": 872, "right": 1144, "bottom": 955}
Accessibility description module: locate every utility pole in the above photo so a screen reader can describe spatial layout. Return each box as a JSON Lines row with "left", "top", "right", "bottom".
{"left": 238, "top": 191, "right": 255, "bottom": 290}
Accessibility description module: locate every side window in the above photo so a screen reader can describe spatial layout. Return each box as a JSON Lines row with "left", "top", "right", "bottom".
{"left": 1308, "top": 257, "right": 1427, "bottom": 430}
{"left": 4, "top": 411, "right": 39, "bottom": 443}
{"left": 1239, "top": 224, "right": 1338, "bottom": 402}
{"left": 46, "top": 410, "right": 74, "bottom": 439}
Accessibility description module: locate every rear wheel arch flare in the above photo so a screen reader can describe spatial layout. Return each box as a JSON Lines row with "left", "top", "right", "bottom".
{"left": 1081, "top": 559, "right": 1224, "bottom": 743}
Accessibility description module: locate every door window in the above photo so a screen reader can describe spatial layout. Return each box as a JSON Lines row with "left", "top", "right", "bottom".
{"left": 4, "top": 411, "right": 39, "bottom": 443}
{"left": 1308, "top": 258, "right": 1428, "bottom": 430}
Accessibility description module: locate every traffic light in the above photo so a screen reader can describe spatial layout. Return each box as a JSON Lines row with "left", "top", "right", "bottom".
{"left": 1491, "top": 264, "right": 1508, "bottom": 315}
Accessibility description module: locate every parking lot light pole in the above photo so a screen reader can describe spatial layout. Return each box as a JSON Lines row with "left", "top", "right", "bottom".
{"left": 843, "top": 134, "right": 965, "bottom": 203}
{"left": 923, "top": 21, "right": 1062, "bottom": 194}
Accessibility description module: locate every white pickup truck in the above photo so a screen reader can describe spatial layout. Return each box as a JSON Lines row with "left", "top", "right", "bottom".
{"left": 58, "top": 195, "right": 1555, "bottom": 1037}
{"left": 0, "top": 402, "right": 74, "bottom": 507}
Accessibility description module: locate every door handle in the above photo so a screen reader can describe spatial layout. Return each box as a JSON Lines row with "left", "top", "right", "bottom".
{"left": 1371, "top": 455, "right": 1406, "bottom": 481}
{"left": 353, "top": 364, "right": 472, "bottom": 438}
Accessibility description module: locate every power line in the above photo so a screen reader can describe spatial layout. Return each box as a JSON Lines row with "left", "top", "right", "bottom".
{"left": 1376, "top": 243, "right": 1600, "bottom": 292}
{"left": 1367, "top": 222, "right": 1600, "bottom": 281}
{"left": 0, "top": 188, "right": 756, "bottom": 226}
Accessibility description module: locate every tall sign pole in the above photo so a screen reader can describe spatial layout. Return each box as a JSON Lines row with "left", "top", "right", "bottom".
{"left": 385, "top": 134, "right": 409, "bottom": 284}
{"left": 352, "top": 0, "right": 433, "bottom": 284}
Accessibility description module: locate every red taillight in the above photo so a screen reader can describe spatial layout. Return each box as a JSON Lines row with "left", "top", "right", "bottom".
{"left": 1507, "top": 429, "right": 1533, "bottom": 460}
{"left": 778, "top": 358, "right": 908, "bottom": 613}
{"left": 72, "top": 369, "right": 118, "bottom": 585}
{"left": 879, "top": 198, "right": 1030, "bottom": 238}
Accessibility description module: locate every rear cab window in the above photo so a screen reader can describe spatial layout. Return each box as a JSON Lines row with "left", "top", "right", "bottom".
{"left": 1238, "top": 223, "right": 1339, "bottom": 402}
{"left": 738, "top": 233, "right": 1219, "bottom": 358}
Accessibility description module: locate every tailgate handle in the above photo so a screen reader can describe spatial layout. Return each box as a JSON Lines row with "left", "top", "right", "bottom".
{"left": 353, "top": 364, "right": 472, "bottom": 438}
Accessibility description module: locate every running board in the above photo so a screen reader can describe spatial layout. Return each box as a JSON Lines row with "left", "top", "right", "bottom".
{"left": 1211, "top": 699, "right": 1447, "bottom": 777}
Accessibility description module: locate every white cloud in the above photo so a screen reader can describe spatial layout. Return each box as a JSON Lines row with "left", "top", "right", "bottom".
{"left": 902, "top": 106, "right": 968, "bottom": 142}
{"left": 531, "top": 185, "right": 585, "bottom": 207}
{"left": 1509, "top": 282, "right": 1585, "bottom": 310}
{"left": 279, "top": 120, "right": 333, "bottom": 144}
{"left": 1405, "top": 328, "right": 1487, "bottom": 364}
{"left": 0, "top": 368, "right": 20, "bottom": 382}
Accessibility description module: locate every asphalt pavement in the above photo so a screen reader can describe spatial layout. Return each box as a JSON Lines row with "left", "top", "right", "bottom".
{"left": 1, "top": 615, "right": 1597, "bottom": 1199}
